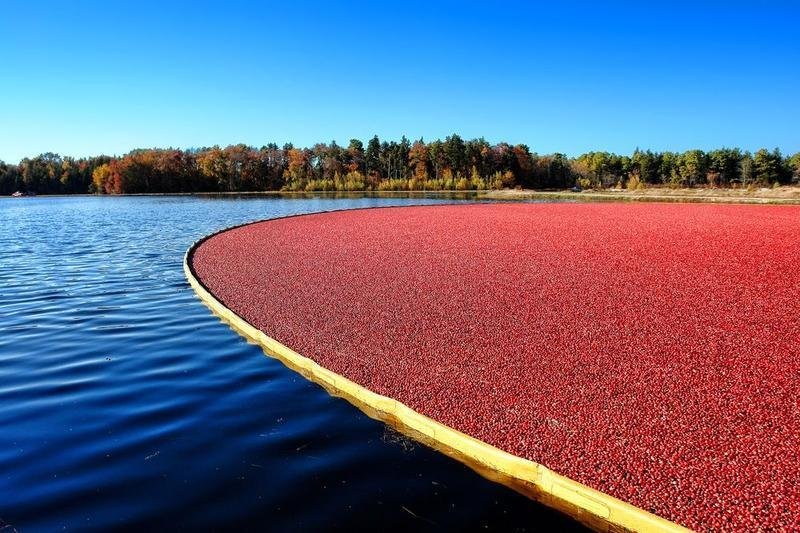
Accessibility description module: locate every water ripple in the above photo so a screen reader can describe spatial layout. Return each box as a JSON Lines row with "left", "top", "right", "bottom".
{"left": 0, "top": 196, "right": 582, "bottom": 531}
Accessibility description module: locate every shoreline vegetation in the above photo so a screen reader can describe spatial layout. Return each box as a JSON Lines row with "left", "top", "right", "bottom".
{"left": 6, "top": 188, "right": 800, "bottom": 205}
{"left": 483, "top": 186, "right": 800, "bottom": 204}
{"left": 2, "top": 135, "right": 798, "bottom": 197}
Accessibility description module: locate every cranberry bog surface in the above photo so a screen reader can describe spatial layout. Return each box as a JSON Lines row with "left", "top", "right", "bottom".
{"left": 189, "top": 203, "right": 800, "bottom": 531}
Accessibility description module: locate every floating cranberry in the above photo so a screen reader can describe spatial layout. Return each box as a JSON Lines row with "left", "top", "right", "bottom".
{"left": 191, "top": 203, "right": 800, "bottom": 531}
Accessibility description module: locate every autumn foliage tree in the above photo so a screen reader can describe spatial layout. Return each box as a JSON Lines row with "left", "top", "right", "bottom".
{"left": 1, "top": 138, "right": 797, "bottom": 195}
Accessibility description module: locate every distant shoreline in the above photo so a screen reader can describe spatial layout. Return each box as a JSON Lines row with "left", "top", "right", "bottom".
{"left": 482, "top": 187, "right": 800, "bottom": 204}
{"left": 2, "top": 190, "right": 482, "bottom": 199}
{"left": 6, "top": 187, "right": 800, "bottom": 204}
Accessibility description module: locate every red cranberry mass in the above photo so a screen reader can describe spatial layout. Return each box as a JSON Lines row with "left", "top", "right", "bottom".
{"left": 192, "top": 203, "right": 800, "bottom": 531}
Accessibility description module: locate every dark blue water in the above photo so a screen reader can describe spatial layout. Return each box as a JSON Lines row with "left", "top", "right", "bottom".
{"left": 0, "top": 195, "right": 582, "bottom": 532}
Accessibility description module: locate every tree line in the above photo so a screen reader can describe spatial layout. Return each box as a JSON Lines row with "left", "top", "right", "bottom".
{"left": 1, "top": 135, "right": 798, "bottom": 195}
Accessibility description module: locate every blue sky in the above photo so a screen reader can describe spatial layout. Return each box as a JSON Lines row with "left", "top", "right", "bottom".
{"left": 1, "top": 1, "right": 798, "bottom": 162}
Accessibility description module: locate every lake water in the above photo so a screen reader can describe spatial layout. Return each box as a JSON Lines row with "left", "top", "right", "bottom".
{"left": 0, "top": 195, "right": 582, "bottom": 531}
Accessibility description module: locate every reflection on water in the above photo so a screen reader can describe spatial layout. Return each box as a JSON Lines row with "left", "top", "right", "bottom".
{"left": 0, "top": 195, "right": 582, "bottom": 531}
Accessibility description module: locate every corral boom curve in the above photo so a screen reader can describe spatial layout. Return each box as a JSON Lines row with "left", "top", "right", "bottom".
{"left": 183, "top": 208, "right": 689, "bottom": 533}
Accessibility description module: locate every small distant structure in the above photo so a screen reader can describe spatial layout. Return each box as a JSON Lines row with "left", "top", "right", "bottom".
{"left": 11, "top": 191, "right": 35, "bottom": 197}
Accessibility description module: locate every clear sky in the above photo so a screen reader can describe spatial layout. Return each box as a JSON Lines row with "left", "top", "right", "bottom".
{"left": 1, "top": 1, "right": 798, "bottom": 162}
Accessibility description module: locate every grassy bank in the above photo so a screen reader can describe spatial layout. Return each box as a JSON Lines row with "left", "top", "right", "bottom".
{"left": 9, "top": 186, "right": 800, "bottom": 204}
{"left": 481, "top": 186, "right": 800, "bottom": 204}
